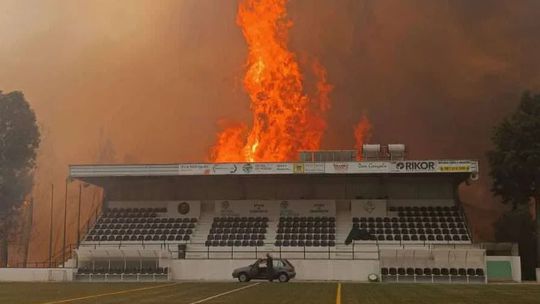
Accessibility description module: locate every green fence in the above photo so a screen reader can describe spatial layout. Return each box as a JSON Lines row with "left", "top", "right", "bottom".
{"left": 486, "top": 260, "right": 512, "bottom": 281}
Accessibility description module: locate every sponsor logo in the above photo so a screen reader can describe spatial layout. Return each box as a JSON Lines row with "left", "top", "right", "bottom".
{"left": 396, "top": 161, "right": 436, "bottom": 172}
{"left": 276, "top": 163, "right": 292, "bottom": 171}
{"left": 250, "top": 203, "right": 268, "bottom": 214}
{"left": 221, "top": 200, "right": 230, "bottom": 210}
{"left": 212, "top": 164, "right": 238, "bottom": 174}
{"left": 179, "top": 164, "right": 211, "bottom": 174}
{"left": 242, "top": 163, "right": 253, "bottom": 173}
{"left": 439, "top": 165, "right": 470, "bottom": 172}
{"left": 177, "top": 202, "right": 190, "bottom": 215}
{"left": 293, "top": 164, "right": 304, "bottom": 173}
{"left": 363, "top": 201, "right": 376, "bottom": 214}
{"left": 333, "top": 163, "right": 349, "bottom": 173}
{"left": 355, "top": 162, "right": 388, "bottom": 172}
{"left": 310, "top": 203, "right": 329, "bottom": 214}
{"left": 304, "top": 163, "right": 325, "bottom": 173}
{"left": 280, "top": 200, "right": 289, "bottom": 209}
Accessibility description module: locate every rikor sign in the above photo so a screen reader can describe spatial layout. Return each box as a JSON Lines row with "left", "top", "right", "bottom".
{"left": 393, "top": 161, "right": 437, "bottom": 173}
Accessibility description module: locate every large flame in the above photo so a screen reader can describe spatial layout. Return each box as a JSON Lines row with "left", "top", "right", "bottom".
{"left": 210, "top": 0, "right": 332, "bottom": 162}
{"left": 354, "top": 114, "right": 372, "bottom": 160}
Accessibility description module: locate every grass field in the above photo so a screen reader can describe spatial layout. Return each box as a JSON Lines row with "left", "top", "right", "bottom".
{"left": 1, "top": 282, "right": 540, "bottom": 304}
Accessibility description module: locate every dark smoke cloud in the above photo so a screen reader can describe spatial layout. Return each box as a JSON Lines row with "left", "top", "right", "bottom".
{"left": 289, "top": 0, "right": 540, "bottom": 238}
{"left": 1, "top": 0, "right": 539, "bottom": 262}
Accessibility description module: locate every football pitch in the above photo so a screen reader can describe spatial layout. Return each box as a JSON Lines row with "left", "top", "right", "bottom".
{"left": 1, "top": 282, "right": 540, "bottom": 304}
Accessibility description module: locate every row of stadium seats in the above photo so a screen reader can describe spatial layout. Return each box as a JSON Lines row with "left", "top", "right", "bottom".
{"left": 213, "top": 216, "right": 269, "bottom": 223}
{"left": 212, "top": 221, "right": 268, "bottom": 229}
{"left": 94, "top": 222, "right": 196, "bottom": 230}
{"left": 102, "top": 207, "right": 167, "bottom": 218}
{"left": 207, "top": 233, "right": 265, "bottom": 241}
{"left": 78, "top": 266, "right": 168, "bottom": 275}
{"left": 90, "top": 228, "right": 193, "bottom": 236}
{"left": 275, "top": 240, "right": 336, "bottom": 247}
{"left": 352, "top": 227, "right": 467, "bottom": 235}
{"left": 86, "top": 234, "right": 191, "bottom": 242}
{"left": 210, "top": 227, "right": 267, "bottom": 234}
{"left": 279, "top": 216, "right": 336, "bottom": 222}
{"left": 353, "top": 221, "right": 466, "bottom": 229}
{"left": 353, "top": 216, "right": 464, "bottom": 224}
{"left": 373, "top": 234, "right": 469, "bottom": 241}
{"left": 99, "top": 217, "right": 197, "bottom": 224}
{"left": 381, "top": 267, "right": 484, "bottom": 277}
{"left": 276, "top": 234, "right": 336, "bottom": 241}
{"left": 205, "top": 240, "right": 264, "bottom": 247}
{"left": 277, "top": 227, "right": 336, "bottom": 234}
{"left": 278, "top": 221, "right": 335, "bottom": 228}
{"left": 106, "top": 207, "right": 167, "bottom": 213}
{"left": 389, "top": 206, "right": 458, "bottom": 212}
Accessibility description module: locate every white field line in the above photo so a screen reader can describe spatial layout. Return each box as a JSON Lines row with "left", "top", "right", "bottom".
{"left": 187, "top": 282, "right": 261, "bottom": 304}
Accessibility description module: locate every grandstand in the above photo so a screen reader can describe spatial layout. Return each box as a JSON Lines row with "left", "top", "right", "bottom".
{"left": 49, "top": 147, "right": 507, "bottom": 283}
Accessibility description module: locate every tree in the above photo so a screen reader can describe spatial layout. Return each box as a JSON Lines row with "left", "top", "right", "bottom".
{"left": 494, "top": 208, "right": 536, "bottom": 280}
{"left": 0, "top": 91, "right": 40, "bottom": 267}
{"left": 488, "top": 91, "right": 540, "bottom": 272}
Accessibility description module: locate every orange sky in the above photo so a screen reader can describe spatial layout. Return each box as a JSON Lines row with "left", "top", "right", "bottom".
{"left": 1, "top": 0, "right": 540, "bottom": 263}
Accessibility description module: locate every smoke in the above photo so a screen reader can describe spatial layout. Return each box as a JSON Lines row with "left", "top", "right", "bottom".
{"left": 0, "top": 0, "right": 539, "bottom": 262}
{"left": 288, "top": 0, "right": 540, "bottom": 239}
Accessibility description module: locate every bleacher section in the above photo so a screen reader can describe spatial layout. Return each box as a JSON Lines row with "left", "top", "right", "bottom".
{"left": 351, "top": 205, "right": 470, "bottom": 243}
{"left": 379, "top": 248, "right": 486, "bottom": 283}
{"left": 76, "top": 261, "right": 169, "bottom": 282}
{"left": 274, "top": 216, "right": 336, "bottom": 247}
{"left": 205, "top": 217, "right": 268, "bottom": 247}
{"left": 380, "top": 267, "right": 485, "bottom": 283}
{"left": 74, "top": 199, "right": 481, "bottom": 283}
{"left": 84, "top": 207, "right": 197, "bottom": 243}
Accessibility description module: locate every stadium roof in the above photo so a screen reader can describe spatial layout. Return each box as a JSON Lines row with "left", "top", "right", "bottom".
{"left": 69, "top": 160, "right": 478, "bottom": 178}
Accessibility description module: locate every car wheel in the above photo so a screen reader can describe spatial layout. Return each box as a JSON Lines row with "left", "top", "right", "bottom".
{"left": 238, "top": 273, "right": 250, "bottom": 282}
{"left": 278, "top": 273, "right": 289, "bottom": 283}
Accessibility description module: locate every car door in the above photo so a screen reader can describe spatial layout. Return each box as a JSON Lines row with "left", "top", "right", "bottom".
{"left": 254, "top": 259, "right": 268, "bottom": 279}
{"left": 273, "top": 259, "right": 284, "bottom": 273}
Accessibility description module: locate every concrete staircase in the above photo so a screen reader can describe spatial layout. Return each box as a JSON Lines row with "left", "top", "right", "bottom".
{"left": 334, "top": 210, "right": 353, "bottom": 259}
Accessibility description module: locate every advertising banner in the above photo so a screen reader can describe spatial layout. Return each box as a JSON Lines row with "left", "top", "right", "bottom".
{"left": 166, "top": 201, "right": 201, "bottom": 218}
{"left": 391, "top": 160, "right": 478, "bottom": 174}
{"left": 437, "top": 160, "right": 477, "bottom": 173}
{"left": 278, "top": 200, "right": 336, "bottom": 217}
{"left": 177, "top": 160, "right": 478, "bottom": 176}
{"left": 215, "top": 200, "right": 279, "bottom": 218}
{"left": 179, "top": 164, "right": 212, "bottom": 175}
{"left": 351, "top": 199, "right": 387, "bottom": 218}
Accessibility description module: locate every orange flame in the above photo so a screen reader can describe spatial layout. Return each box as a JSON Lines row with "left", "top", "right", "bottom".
{"left": 354, "top": 114, "right": 372, "bottom": 160}
{"left": 210, "top": 0, "right": 333, "bottom": 162}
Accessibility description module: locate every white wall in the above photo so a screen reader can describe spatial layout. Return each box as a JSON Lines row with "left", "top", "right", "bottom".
{"left": 170, "top": 259, "right": 379, "bottom": 282}
{"left": 0, "top": 268, "right": 75, "bottom": 282}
